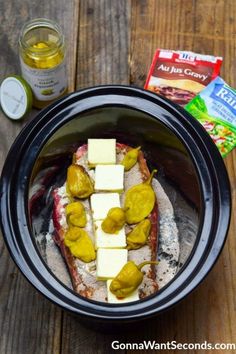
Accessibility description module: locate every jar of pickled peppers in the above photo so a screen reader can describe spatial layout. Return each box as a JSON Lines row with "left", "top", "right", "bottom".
{"left": 19, "top": 18, "right": 67, "bottom": 109}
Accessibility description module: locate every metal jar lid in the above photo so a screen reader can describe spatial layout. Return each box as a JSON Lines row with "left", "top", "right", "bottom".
{"left": 0, "top": 75, "right": 32, "bottom": 120}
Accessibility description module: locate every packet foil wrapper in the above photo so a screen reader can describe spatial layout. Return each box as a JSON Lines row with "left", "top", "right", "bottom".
{"left": 185, "top": 76, "right": 236, "bottom": 157}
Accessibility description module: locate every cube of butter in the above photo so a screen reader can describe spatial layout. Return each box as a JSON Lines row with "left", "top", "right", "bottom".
{"left": 94, "top": 221, "right": 126, "bottom": 249}
{"left": 107, "top": 280, "right": 140, "bottom": 303}
{"left": 88, "top": 139, "right": 116, "bottom": 166}
{"left": 96, "top": 248, "right": 128, "bottom": 280}
{"left": 95, "top": 165, "right": 124, "bottom": 192}
{"left": 90, "top": 193, "right": 120, "bottom": 220}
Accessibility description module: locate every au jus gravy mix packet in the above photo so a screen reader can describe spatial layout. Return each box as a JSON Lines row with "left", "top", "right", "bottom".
{"left": 145, "top": 50, "right": 222, "bottom": 106}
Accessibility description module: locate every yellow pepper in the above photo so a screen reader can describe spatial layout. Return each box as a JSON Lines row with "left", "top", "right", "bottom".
{"left": 126, "top": 219, "right": 151, "bottom": 250}
{"left": 124, "top": 170, "right": 157, "bottom": 224}
{"left": 67, "top": 164, "right": 94, "bottom": 198}
{"left": 121, "top": 146, "right": 141, "bottom": 171}
{"left": 33, "top": 41, "right": 49, "bottom": 49}
{"left": 101, "top": 207, "right": 126, "bottom": 234}
{"left": 65, "top": 201, "right": 87, "bottom": 227}
{"left": 64, "top": 226, "right": 96, "bottom": 262}
{"left": 110, "top": 260, "right": 158, "bottom": 298}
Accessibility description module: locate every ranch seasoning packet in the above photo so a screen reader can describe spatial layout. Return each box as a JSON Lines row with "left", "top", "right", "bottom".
{"left": 185, "top": 76, "right": 236, "bottom": 157}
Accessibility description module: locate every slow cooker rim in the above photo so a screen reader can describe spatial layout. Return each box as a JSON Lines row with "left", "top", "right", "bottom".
{"left": 0, "top": 85, "right": 231, "bottom": 321}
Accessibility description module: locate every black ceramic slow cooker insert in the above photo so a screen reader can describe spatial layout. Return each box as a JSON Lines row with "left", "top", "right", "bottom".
{"left": 0, "top": 85, "right": 231, "bottom": 322}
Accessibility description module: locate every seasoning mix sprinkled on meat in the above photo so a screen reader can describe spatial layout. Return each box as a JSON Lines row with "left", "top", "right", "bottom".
{"left": 52, "top": 139, "right": 160, "bottom": 303}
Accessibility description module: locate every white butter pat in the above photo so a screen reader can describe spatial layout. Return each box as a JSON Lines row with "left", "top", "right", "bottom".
{"left": 94, "top": 221, "right": 126, "bottom": 249}
{"left": 90, "top": 193, "right": 120, "bottom": 220}
{"left": 95, "top": 165, "right": 124, "bottom": 192}
{"left": 96, "top": 248, "right": 128, "bottom": 279}
{"left": 107, "top": 280, "right": 140, "bottom": 303}
{"left": 88, "top": 139, "right": 116, "bottom": 166}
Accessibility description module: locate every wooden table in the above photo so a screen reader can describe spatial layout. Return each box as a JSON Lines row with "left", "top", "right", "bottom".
{"left": 0, "top": 1, "right": 235, "bottom": 353}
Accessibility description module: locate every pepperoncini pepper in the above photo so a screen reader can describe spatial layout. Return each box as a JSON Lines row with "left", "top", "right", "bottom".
{"left": 124, "top": 170, "right": 157, "bottom": 224}
{"left": 65, "top": 201, "right": 87, "bottom": 227}
{"left": 64, "top": 226, "right": 96, "bottom": 262}
{"left": 121, "top": 146, "right": 141, "bottom": 171}
{"left": 126, "top": 219, "right": 151, "bottom": 250}
{"left": 33, "top": 41, "right": 49, "bottom": 49}
{"left": 101, "top": 207, "right": 126, "bottom": 234}
{"left": 67, "top": 164, "right": 94, "bottom": 198}
{"left": 110, "top": 260, "right": 158, "bottom": 298}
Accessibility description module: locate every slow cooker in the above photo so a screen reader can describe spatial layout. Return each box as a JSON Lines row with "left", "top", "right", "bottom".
{"left": 0, "top": 85, "right": 231, "bottom": 323}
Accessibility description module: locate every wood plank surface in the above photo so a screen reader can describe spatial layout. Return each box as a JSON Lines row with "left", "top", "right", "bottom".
{"left": 61, "top": 1, "right": 130, "bottom": 352}
{"left": 0, "top": 0, "right": 78, "bottom": 353}
{"left": 129, "top": 1, "right": 236, "bottom": 354}
{"left": 0, "top": 0, "right": 235, "bottom": 353}
{"left": 76, "top": 0, "right": 131, "bottom": 88}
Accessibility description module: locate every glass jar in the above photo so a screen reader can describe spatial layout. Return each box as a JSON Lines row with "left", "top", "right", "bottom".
{"left": 19, "top": 18, "right": 67, "bottom": 109}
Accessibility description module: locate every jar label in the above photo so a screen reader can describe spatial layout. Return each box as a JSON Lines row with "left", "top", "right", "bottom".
{"left": 20, "top": 58, "right": 67, "bottom": 101}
